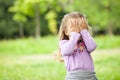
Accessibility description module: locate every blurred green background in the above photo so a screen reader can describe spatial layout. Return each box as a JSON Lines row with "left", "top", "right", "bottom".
{"left": 0, "top": 0, "right": 120, "bottom": 80}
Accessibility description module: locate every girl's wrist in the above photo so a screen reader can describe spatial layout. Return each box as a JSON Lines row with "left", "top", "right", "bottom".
{"left": 70, "top": 32, "right": 80, "bottom": 34}
{"left": 69, "top": 32, "right": 81, "bottom": 37}
{"left": 80, "top": 28, "right": 87, "bottom": 32}
{"left": 80, "top": 29, "right": 88, "bottom": 34}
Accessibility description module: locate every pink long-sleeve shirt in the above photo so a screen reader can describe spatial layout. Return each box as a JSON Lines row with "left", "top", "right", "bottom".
{"left": 59, "top": 29, "right": 97, "bottom": 72}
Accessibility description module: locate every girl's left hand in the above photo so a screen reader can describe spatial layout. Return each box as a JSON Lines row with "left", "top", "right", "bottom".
{"left": 78, "top": 17, "right": 88, "bottom": 32}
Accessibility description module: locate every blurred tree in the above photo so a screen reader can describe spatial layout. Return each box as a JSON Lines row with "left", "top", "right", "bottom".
{"left": 0, "top": 0, "right": 18, "bottom": 39}
{"left": 0, "top": 0, "right": 120, "bottom": 39}
{"left": 62, "top": 0, "right": 120, "bottom": 35}
{"left": 92, "top": 0, "right": 120, "bottom": 35}
{"left": 9, "top": 0, "right": 42, "bottom": 38}
{"left": 45, "top": 10, "right": 58, "bottom": 34}
{"left": 14, "top": 14, "right": 27, "bottom": 38}
{"left": 9, "top": 0, "right": 63, "bottom": 38}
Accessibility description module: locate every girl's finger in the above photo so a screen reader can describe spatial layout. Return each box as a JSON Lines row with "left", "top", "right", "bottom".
{"left": 72, "top": 20, "right": 75, "bottom": 25}
{"left": 83, "top": 18, "right": 86, "bottom": 22}
{"left": 84, "top": 17, "right": 87, "bottom": 23}
{"left": 81, "top": 17, "right": 84, "bottom": 23}
{"left": 68, "top": 21, "right": 71, "bottom": 25}
{"left": 79, "top": 18, "right": 82, "bottom": 23}
{"left": 76, "top": 20, "right": 79, "bottom": 25}
{"left": 71, "top": 20, "right": 73, "bottom": 25}
{"left": 76, "top": 19, "right": 79, "bottom": 23}
{"left": 79, "top": 26, "right": 81, "bottom": 30}
{"left": 77, "top": 18, "right": 81, "bottom": 26}
{"left": 74, "top": 20, "right": 76, "bottom": 25}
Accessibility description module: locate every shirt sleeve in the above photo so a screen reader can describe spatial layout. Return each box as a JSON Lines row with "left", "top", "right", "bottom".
{"left": 80, "top": 29, "right": 97, "bottom": 53}
{"left": 59, "top": 32, "right": 81, "bottom": 55}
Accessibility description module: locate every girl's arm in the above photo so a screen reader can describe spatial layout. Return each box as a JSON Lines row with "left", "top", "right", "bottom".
{"left": 80, "top": 29, "right": 97, "bottom": 53}
{"left": 59, "top": 32, "right": 81, "bottom": 55}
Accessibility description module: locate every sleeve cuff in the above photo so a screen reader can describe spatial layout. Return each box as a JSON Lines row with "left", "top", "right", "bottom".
{"left": 80, "top": 29, "right": 88, "bottom": 34}
{"left": 70, "top": 32, "right": 81, "bottom": 37}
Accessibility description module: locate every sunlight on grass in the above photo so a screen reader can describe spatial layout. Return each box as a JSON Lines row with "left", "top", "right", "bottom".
{"left": 0, "top": 35, "right": 120, "bottom": 80}
{"left": 92, "top": 52, "right": 120, "bottom": 80}
{"left": 0, "top": 35, "right": 120, "bottom": 55}
{"left": 95, "top": 35, "right": 120, "bottom": 49}
{"left": 0, "top": 55, "right": 65, "bottom": 80}
{"left": 0, "top": 36, "right": 58, "bottom": 55}
{"left": 0, "top": 52, "right": 120, "bottom": 80}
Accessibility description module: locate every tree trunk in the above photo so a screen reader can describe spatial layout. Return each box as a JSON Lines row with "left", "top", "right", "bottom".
{"left": 67, "top": 0, "right": 73, "bottom": 4}
{"left": 58, "top": 0, "right": 73, "bottom": 9}
{"left": 107, "top": 22, "right": 113, "bottom": 36}
{"left": 105, "top": 1, "right": 113, "bottom": 36}
{"left": 34, "top": 3, "right": 41, "bottom": 39}
{"left": 19, "top": 22, "right": 24, "bottom": 38}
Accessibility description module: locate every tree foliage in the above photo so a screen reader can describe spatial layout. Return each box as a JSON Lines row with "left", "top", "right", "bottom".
{"left": 0, "top": 0, "right": 120, "bottom": 39}
{"left": 63, "top": 0, "right": 120, "bottom": 35}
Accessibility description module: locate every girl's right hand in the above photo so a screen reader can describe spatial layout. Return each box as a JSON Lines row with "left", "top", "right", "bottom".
{"left": 68, "top": 19, "right": 80, "bottom": 33}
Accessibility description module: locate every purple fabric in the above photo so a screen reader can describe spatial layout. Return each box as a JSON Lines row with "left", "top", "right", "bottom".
{"left": 59, "top": 29, "right": 97, "bottom": 72}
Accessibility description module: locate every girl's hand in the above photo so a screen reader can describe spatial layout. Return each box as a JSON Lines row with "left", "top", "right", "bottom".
{"left": 78, "top": 17, "right": 88, "bottom": 32}
{"left": 68, "top": 17, "right": 88, "bottom": 33}
{"left": 68, "top": 19, "right": 80, "bottom": 33}
{"left": 66, "top": 17, "right": 88, "bottom": 36}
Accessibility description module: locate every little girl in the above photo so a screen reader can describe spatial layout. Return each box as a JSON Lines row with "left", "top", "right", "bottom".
{"left": 58, "top": 12, "right": 97, "bottom": 80}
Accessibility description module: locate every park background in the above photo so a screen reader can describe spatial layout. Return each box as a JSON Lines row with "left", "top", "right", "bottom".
{"left": 0, "top": 0, "right": 120, "bottom": 80}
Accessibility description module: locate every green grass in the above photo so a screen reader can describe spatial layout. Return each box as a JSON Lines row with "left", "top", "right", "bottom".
{"left": 0, "top": 35, "right": 120, "bottom": 55}
{"left": 0, "top": 35, "right": 120, "bottom": 80}
{"left": 95, "top": 35, "right": 120, "bottom": 49}
{"left": 0, "top": 53, "right": 120, "bottom": 80}
{"left": 92, "top": 53, "right": 120, "bottom": 80}
{"left": 0, "top": 36, "right": 58, "bottom": 55}
{"left": 0, "top": 55, "right": 66, "bottom": 80}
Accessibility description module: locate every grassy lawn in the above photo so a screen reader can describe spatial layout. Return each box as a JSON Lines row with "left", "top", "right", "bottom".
{"left": 0, "top": 36, "right": 58, "bottom": 55}
{"left": 0, "top": 54, "right": 66, "bottom": 80}
{"left": 92, "top": 52, "right": 120, "bottom": 80}
{"left": 0, "top": 35, "right": 120, "bottom": 55}
{"left": 0, "top": 52, "right": 120, "bottom": 80}
{"left": 0, "top": 35, "right": 120, "bottom": 80}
